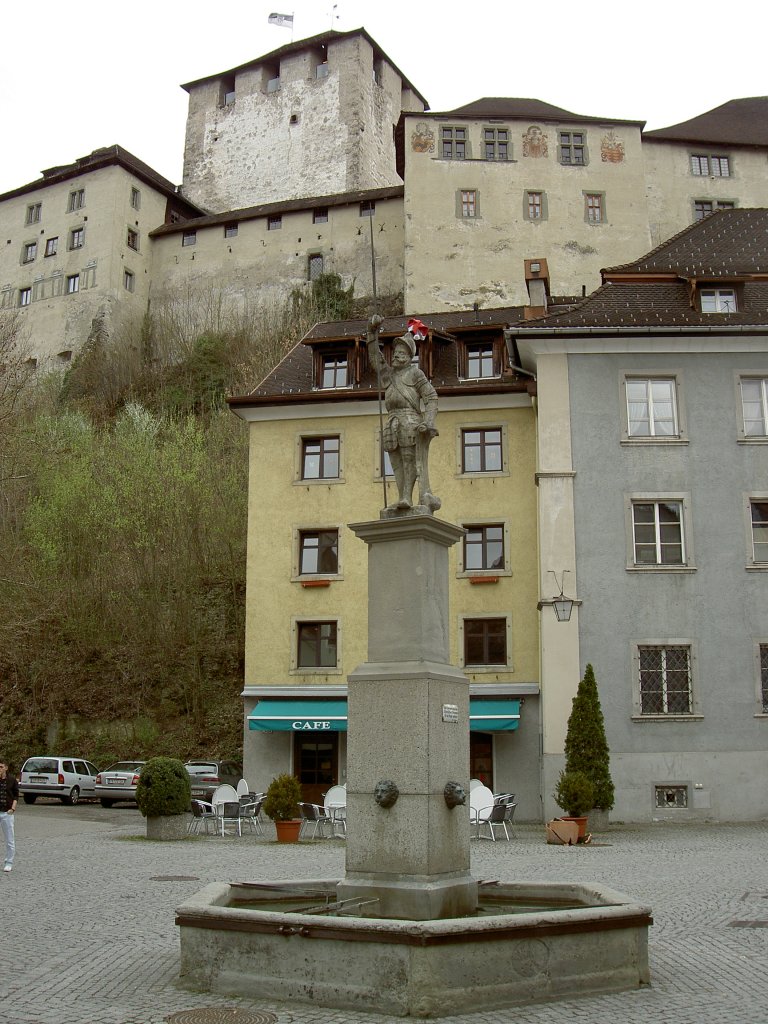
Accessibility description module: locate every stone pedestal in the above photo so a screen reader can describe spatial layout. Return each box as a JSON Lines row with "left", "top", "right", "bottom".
{"left": 337, "top": 515, "right": 478, "bottom": 920}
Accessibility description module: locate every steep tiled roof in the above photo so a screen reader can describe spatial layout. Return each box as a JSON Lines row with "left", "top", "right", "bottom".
{"left": 643, "top": 98, "right": 768, "bottom": 147}
{"left": 604, "top": 209, "right": 768, "bottom": 278}
{"left": 229, "top": 306, "right": 535, "bottom": 406}
{"left": 431, "top": 97, "right": 643, "bottom": 127}
{"left": 181, "top": 28, "right": 429, "bottom": 108}
{"left": 508, "top": 210, "right": 768, "bottom": 332}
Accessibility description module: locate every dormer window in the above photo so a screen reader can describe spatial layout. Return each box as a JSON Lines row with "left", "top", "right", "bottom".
{"left": 700, "top": 288, "right": 737, "bottom": 313}
{"left": 318, "top": 350, "right": 350, "bottom": 389}
{"left": 459, "top": 340, "right": 502, "bottom": 380}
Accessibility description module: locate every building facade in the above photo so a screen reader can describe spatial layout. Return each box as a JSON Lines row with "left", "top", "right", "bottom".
{"left": 510, "top": 208, "right": 768, "bottom": 821}
{"left": 229, "top": 309, "right": 544, "bottom": 818}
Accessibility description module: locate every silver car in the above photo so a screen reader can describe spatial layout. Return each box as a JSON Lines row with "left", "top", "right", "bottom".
{"left": 19, "top": 756, "right": 99, "bottom": 805}
{"left": 94, "top": 761, "right": 146, "bottom": 807}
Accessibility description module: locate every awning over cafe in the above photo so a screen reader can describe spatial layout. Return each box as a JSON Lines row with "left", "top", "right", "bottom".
{"left": 248, "top": 697, "right": 522, "bottom": 732}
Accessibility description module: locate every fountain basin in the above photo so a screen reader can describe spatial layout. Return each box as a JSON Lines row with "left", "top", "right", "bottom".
{"left": 176, "top": 878, "right": 651, "bottom": 1017}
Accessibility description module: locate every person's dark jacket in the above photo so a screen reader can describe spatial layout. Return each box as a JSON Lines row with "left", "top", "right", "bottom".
{"left": 0, "top": 775, "right": 19, "bottom": 811}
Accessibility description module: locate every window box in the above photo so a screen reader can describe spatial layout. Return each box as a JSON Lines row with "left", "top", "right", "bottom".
{"left": 301, "top": 579, "right": 331, "bottom": 588}
{"left": 468, "top": 575, "right": 499, "bottom": 585}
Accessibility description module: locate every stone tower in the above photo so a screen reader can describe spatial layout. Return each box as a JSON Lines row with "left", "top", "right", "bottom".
{"left": 180, "top": 28, "right": 427, "bottom": 214}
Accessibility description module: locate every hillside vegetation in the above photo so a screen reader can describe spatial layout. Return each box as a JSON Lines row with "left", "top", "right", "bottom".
{"left": 0, "top": 277, "right": 401, "bottom": 771}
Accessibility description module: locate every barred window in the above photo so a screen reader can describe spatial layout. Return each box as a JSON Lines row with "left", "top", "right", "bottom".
{"left": 638, "top": 645, "right": 692, "bottom": 715}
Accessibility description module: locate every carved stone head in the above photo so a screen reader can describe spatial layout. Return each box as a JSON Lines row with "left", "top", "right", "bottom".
{"left": 443, "top": 781, "right": 467, "bottom": 809}
{"left": 374, "top": 779, "right": 400, "bottom": 808}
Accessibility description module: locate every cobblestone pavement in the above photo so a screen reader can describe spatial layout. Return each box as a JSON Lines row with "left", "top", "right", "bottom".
{"left": 2, "top": 803, "right": 767, "bottom": 1024}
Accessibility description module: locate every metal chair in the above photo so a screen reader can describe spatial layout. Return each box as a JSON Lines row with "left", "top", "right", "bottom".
{"left": 475, "top": 801, "right": 510, "bottom": 841}
{"left": 188, "top": 799, "right": 217, "bottom": 835}
{"left": 239, "top": 796, "right": 264, "bottom": 835}
{"left": 217, "top": 800, "right": 244, "bottom": 836}
{"left": 299, "top": 802, "right": 332, "bottom": 839}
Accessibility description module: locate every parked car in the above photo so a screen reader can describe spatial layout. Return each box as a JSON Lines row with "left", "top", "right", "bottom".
{"left": 94, "top": 761, "right": 146, "bottom": 807}
{"left": 19, "top": 756, "right": 99, "bottom": 805}
{"left": 185, "top": 760, "right": 242, "bottom": 803}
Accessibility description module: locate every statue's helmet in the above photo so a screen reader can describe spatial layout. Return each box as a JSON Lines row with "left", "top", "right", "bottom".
{"left": 394, "top": 333, "right": 416, "bottom": 359}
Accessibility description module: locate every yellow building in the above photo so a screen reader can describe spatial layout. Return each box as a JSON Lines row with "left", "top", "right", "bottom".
{"left": 229, "top": 308, "right": 543, "bottom": 817}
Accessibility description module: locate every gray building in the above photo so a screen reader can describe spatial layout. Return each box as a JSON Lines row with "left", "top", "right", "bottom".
{"left": 511, "top": 208, "right": 768, "bottom": 822}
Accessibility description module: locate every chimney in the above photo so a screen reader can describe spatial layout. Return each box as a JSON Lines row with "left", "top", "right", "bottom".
{"left": 524, "top": 258, "right": 550, "bottom": 319}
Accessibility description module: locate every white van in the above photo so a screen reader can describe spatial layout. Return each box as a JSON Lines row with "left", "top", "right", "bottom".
{"left": 19, "top": 756, "right": 99, "bottom": 805}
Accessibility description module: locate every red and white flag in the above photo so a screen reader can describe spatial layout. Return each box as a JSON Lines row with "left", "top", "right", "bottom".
{"left": 407, "top": 318, "right": 428, "bottom": 340}
{"left": 268, "top": 12, "right": 294, "bottom": 27}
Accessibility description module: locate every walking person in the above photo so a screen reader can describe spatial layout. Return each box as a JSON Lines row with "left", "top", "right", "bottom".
{"left": 0, "top": 759, "right": 19, "bottom": 872}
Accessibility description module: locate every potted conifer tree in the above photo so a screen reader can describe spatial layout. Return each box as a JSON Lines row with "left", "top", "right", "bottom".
{"left": 554, "top": 770, "right": 594, "bottom": 841}
{"left": 263, "top": 773, "right": 303, "bottom": 842}
{"left": 562, "top": 663, "right": 615, "bottom": 832}
{"left": 135, "top": 756, "right": 191, "bottom": 840}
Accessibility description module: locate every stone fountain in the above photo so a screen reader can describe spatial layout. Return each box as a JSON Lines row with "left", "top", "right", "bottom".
{"left": 176, "top": 321, "right": 651, "bottom": 1016}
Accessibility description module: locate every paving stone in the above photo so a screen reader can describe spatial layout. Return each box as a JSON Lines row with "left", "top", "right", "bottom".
{"left": 1, "top": 808, "right": 767, "bottom": 1023}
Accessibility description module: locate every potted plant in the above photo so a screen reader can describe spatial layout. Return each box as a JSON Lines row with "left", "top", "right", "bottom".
{"left": 554, "top": 770, "right": 594, "bottom": 841}
{"left": 263, "top": 773, "right": 303, "bottom": 842}
{"left": 562, "top": 663, "right": 615, "bottom": 832}
{"left": 135, "top": 756, "right": 191, "bottom": 840}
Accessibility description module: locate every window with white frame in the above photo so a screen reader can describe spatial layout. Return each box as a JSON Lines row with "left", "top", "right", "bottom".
{"left": 22, "top": 241, "right": 37, "bottom": 264}
{"left": 319, "top": 351, "right": 348, "bottom": 389}
{"left": 461, "top": 427, "right": 503, "bottom": 473}
{"left": 690, "top": 154, "right": 730, "bottom": 177}
{"left": 527, "top": 191, "right": 543, "bottom": 220}
{"left": 585, "top": 192, "right": 604, "bottom": 223}
{"left": 461, "top": 342, "right": 498, "bottom": 380}
{"left": 124, "top": 270, "right": 135, "bottom": 292}
{"left": 130, "top": 187, "right": 141, "bottom": 210}
{"left": 637, "top": 645, "right": 693, "bottom": 715}
{"left": 631, "top": 500, "right": 685, "bottom": 566}
{"left": 700, "top": 288, "right": 737, "bottom": 312}
{"left": 625, "top": 378, "right": 678, "bottom": 437}
{"left": 66, "top": 274, "right": 80, "bottom": 294}
{"left": 739, "top": 378, "right": 768, "bottom": 436}
{"left": 460, "top": 189, "right": 477, "bottom": 218}
{"left": 69, "top": 227, "right": 84, "bottom": 250}
{"left": 26, "top": 203, "right": 42, "bottom": 225}
{"left": 44, "top": 237, "right": 58, "bottom": 257}
{"left": 19, "top": 287, "right": 31, "bottom": 307}
{"left": 750, "top": 501, "right": 768, "bottom": 563}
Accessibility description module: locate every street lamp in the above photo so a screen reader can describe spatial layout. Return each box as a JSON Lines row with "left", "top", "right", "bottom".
{"left": 537, "top": 570, "right": 576, "bottom": 622}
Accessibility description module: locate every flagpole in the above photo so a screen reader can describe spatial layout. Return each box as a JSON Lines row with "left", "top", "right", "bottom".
{"left": 368, "top": 212, "right": 388, "bottom": 511}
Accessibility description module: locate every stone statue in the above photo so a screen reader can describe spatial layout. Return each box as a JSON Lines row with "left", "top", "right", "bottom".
{"left": 367, "top": 314, "right": 441, "bottom": 515}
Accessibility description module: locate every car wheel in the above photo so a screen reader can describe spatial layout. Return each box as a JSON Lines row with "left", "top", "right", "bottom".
{"left": 22, "top": 794, "right": 37, "bottom": 805}
{"left": 63, "top": 786, "right": 80, "bottom": 806}
{"left": 100, "top": 798, "right": 114, "bottom": 808}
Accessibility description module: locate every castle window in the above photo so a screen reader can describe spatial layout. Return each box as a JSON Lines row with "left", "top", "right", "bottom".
{"left": 67, "top": 189, "right": 85, "bottom": 212}
{"left": 127, "top": 228, "right": 139, "bottom": 251}
{"left": 224, "top": 223, "right": 238, "bottom": 238}
{"left": 25, "top": 203, "right": 42, "bottom": 225}
{"left": 360, "top": 201, "right": 375, "bottom": 217}
{"left": 268, "top": 215, "right": 282, "bottom": 230}
{"left": 182, "top": 230, "right": 197, "bottom": 247}
{"left": 313, "top": 207, "right": 329, "bottom": 224}
{"left": 559, "top": 131, "right": 586, "bottom": 165}
{"left": 22, "top": 242, "right": 37, "bottom": 264}
{"left": 690, "top": 154, "right": 730, "bottom": 177}
{"left": 124, "top": 270, "right": 135, "bottom": 292}
{"left": 69, "top": 227, "right": 84, "bottom": 250}
{"left": 308, "top": 254, "right": 324, "bottom": 281}
{"left": 66, "top": 274, "right": 80, "bottom": 294}
{"left": 19, "top": 287, "right": 31, "bottom": 307}
{"left": 700, "top": 288, "right": 737, "bottom": 313}
{"left": 130, "top": 187, "right": 141, "bottom": 210}
{"left": 442, "top": 126, "right": 467, "bottom": 159}
{"left": 484, "top": 128, "right": 508, "bottom": 160}
{"left": 44, "top": 237, "right": 58, "bottom": 257}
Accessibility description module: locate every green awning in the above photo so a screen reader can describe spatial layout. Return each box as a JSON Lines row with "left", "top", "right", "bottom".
{"left": 248, "top": 697, "right": 522, "bottom": 733}
{"left": 469, "top": 699, "right": 521, "bottom": 731}
{"left": 248, "top": 699, "right": 348, "bottom": 732}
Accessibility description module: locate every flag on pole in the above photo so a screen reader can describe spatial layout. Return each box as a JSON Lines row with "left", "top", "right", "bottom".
{"left": 268, "top": 12, "right": 294, "bottom": 27}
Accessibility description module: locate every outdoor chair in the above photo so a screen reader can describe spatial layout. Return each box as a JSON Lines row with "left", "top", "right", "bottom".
{"left": 299, "top": 802, "right": 332, "bottom": 839}
{"left": 217, "top": 800, "right": 244, "bottom": 836}
{"left": 475, "top": 801, "right": 511, "bottom": 841}
{"left": 188, "top": 799, "right": 217, "bottom": 835}
{"left": 239, "top": 796, "right": 264, "bottom": 835}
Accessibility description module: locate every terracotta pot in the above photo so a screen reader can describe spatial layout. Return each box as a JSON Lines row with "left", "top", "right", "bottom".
{"left": 274, "top": 819, "right": 302, "bottom": 843}
{"left": 558, "top": 815, "right": 589, "bottom": 842}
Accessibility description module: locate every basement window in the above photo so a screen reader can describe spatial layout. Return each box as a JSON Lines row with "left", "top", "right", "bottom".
{"left": 654, "top": 785, "right": 688, "bottom": 809}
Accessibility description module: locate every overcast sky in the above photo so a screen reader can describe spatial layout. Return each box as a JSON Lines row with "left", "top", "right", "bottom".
{"left": 1, "top": 0, "right": 764, "bottom": 197}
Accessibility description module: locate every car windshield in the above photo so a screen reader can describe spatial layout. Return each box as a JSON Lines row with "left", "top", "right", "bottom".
{"left": 106, "top": 762, "right": 144, "bottom": 772}
{"left": 186, "top": 763, "right": 218, "bottom": 776}
{"left": 24, "top": 758, "right": 57, "bottom": 773}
